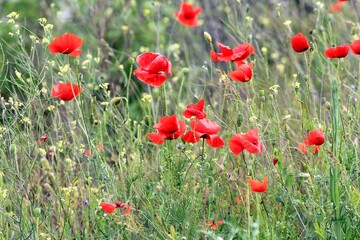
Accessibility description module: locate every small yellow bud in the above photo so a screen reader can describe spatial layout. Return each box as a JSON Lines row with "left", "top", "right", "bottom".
{"left": 204, "top": 31, "right": 212, "bottom": 43}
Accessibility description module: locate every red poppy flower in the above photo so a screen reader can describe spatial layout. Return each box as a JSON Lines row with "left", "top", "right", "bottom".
{"left": 306, "top": 129, "right": 325, "bottom": 146}
{"left": 182, "top": 118, "right": 224, "bottom": 148}
{"left": 119, "top": 203, "right": 131, "bottom": 215}
{"left": 229, "top": 62, "right": 253, "bottom": 82}
{"left": 273, "top": 157, "right": 279, "bottom": 165}
{"left": 174, "top": 2, "right": 202, "bottom": 27}
{"left": 247, "top": 176, "right": 268, "bottom": 193}
{"left": 84, "top": 145, "right": 104, "bottom": 157}
{"left": 324, "top": 44, "right": 349, "bottom": 58}
{"left": 210, "top": 42, "right": 254, "bottom": 62}
{"left": 298, "top": 142, "right": 308, "bottom": 154}
{"left": 148, "top": 114, "right": 186, "bottom": 145}
{"left": 291, "top": 33, "right": 310, "bottom": 53}
{"left": 206, "top": 220, "right": 223, "bottom": 231}
{"left": 350, "top": 40, "right": 360, "bottom": 55}
{"left": 100, "top": 200, "right": 130, "bottom": 214}
{"left": 313, "top": 145, "right": 321, "bottom": 154}
{"left": 229, "top": 129, "right": 262, "bottom": 155}
{"left": 329, "top": 2, "right": 343, "bottom": 12}
{"left": 51, "top": 82, "right": 82, "bottom": 101}
{"left": 38, "top": 134, "right": 47, "bottom": 144}
{"left": 100, "top": 202, "right": 118, "bottom": 214}
{"left": 183, "top": 99, "right": 206, "bottom": 119}
{"left": 133, "top": 52, "right": 172, "bottom": 87}
{"left": 234, "top": 195, "right": 242, "bottom": 203}
{"left": 48, "top": 33, "right": 82, "bottom": 57}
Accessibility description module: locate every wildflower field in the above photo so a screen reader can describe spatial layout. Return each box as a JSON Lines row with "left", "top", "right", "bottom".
{"left": 0, "top": 0, "right": 360, "bottom": 239}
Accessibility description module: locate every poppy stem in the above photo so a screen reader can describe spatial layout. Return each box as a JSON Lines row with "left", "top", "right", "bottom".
{"left": 261, "top": 197, "right": 269, "bottom": 218}
{"left": 126, "top": 61, "right": 133, "bottom": 119}
{"left": 241, "top": 151, "right": 248, "bottom": 175}
{"left": 161, "top": 84, "right": 168, "bottom": 116}
{"left": 201, "top": 137, "right": 206, "bottom": 161}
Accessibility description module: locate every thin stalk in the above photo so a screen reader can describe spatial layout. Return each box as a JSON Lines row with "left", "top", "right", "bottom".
{"left": 126, "top": 62, "right": 134, "bottom": 119}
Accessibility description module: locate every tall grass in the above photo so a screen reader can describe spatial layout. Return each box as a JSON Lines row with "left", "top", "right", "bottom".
{"left": 0, "top": 0, "right": 359, "bottom": 239}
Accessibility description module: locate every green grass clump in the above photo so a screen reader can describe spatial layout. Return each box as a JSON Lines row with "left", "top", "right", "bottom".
{"left": 0, "top": 0, "right": 359, "bottom": 239}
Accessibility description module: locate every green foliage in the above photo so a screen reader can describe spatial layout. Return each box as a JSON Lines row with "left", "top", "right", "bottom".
{"left": 0, "top": 0, "right": 360, "bottom": 239}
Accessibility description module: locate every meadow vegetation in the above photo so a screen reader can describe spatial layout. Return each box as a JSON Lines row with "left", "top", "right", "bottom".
{"left": 0, "top": 0, "right": 359, "bottom": 239}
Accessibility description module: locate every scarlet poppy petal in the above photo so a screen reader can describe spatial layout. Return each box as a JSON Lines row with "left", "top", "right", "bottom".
{"left": 349, "top": 40, "right": 360, "bottom": 55}
{"left": 146, "top": 55, "right": 170, "bottom": 74}
{"left": 313, "top": 145, "right": 321, "bottom": 154}
{"left": 174, "top": 2, "right": 202, "bottom": 27}
{"left": 136, "top": 52, "right": 159, "bottom": 68}
{"left": 100, "top": 202, "right": 117, "bottom": 214}
{"left": 156, "top": 115, "right": 180, "bottom": 134}
{"left": 239, "top": 137, "right": 262, "bottom": 154}
{"left": 206, "top": 134, "right": 224, "bottom": 148}
{"left": 229, "top": 134, "right": 244, "bottom": 155}
{"left": 69, "top": 49, "right": 82, "bottom": 57}
{"left": 247, "top": 176, "right": 268, "bottom": 192}
{"left": 48, "top": 33, "right": 82, "bottom": 56}
{"left": 291, "top": 33, "right": 310, "bottom": 53}
{"left": 229, "top": 63, "right": 253, "bottom": 82}
{"left": 182, "top": 130, "right": 201, "bottom": 143}
{"left": 173, "top": 119, "right": 187, "bottom": 139}
{"left": 51, "top": 82, "right": 82, "bottom": 101}
{"left": 191, "top": 118, "right": 220, "bottom": 135}
{"left": 324, "top": 44, "right": 349, "bottom": 58}
{"left": 134, "top": 69, "right": 167, "bottom": 87}
{"left": 306, "top": 129, "right": 325, "bottom": 146}
{"left": 232, "top": 43, "right": 255, "bottom": 61}
{"left": 148, "top": 133, "right": 165, "bottom": 145}
{"left": 183, "top": 99, "right": 207, "bottom": 119}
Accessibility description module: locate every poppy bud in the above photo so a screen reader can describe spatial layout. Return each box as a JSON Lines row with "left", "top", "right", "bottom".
{"left": 325, "top": 101, "right": 331, "bottom": 110}
{"left": 204, "top": 31, "right": 212, "bottom": 43}
{"left": 259, "top": 90, "right": 265, "bottom": 96}
{"left": 34, "top": 208, "right": 42, "bottom": 216}
{"left": 182, "top": 67, "right": 189, "bottom": 74}
{"left": 268, "top": 94, "right": 274, "bottom": 101}
{"left": 110, "top": 97, "right": 121, "bottom": 106}
{"left": 128, "top": 57, "right": 135, "bottom": 65}
{"left": 73, "top": 59, "right": 80, "bottom": 67}
{"left": 10, "top": 144, "right": 17, "bottom": 154}
{"left": 260, "top": 96, "right": 266, "bottom": 102}
{"left": 273, "top": 157, "right": 279, "bottom": 165}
